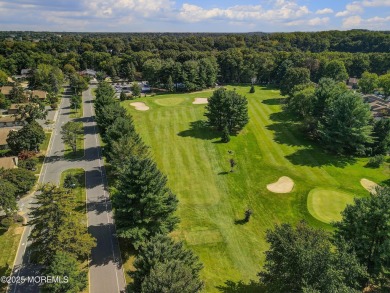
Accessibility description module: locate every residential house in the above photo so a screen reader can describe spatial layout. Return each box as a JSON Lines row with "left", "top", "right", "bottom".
{"left": 8, "top": 103, "right": 28, "bottom": 115}
{"left": 31, "top": 90, "right": 47, "bottom": 100}
{"left": 364, "top": 95, "right": 390, "bottom": 119}
{"left": 80, "top": 69, "right": 97, "bottom": 78}
{"left": 0, "top": 116, "right": 24, "bottom": 127}
{"left": 347, "top": 78, "right": 358, "bottom": 90}
{"left": 0, "top": 156, "right": 18, "bottom": 169}
{"left": 1, "top": 86, "right": 13, "bottom": 97}
{"left": 0, "top": 128, "right": 14, "bottom": 149}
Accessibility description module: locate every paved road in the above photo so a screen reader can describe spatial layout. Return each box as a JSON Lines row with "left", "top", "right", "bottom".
{"left": 9, "top": 86, "right": 126, "bottom": 293}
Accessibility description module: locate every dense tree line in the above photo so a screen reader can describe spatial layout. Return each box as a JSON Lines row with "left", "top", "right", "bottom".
{"left": 259, "top": 187, "right": 390, "bottom": 292}
{"left": 93, "top": 82, "right": 203, "bottom": 291}
{"left": 285, "top": 78, "right": 390, "bottom": 156}
{"left": 0, "top": 31, "right": 390, "bottom": 91}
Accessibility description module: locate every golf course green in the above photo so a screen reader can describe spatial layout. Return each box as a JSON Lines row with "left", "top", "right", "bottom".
{"left": 307, "top": 188, "right": 355, "bottom": 223}
{"left": 122, "top": 85, "right": 389, "bottom": 292}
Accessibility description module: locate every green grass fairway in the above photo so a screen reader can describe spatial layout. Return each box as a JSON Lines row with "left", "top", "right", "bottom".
{"left": 154, "top": 97, "right": 185, "bottom": 106}
{"left": 64, "top": 135, "right": 84, "bottom": 160}
{"left": 121, "top": 85, "right": 389, "bottom": 292}
{"left": 307, "top": 188, "right": 355, "bottom": 224}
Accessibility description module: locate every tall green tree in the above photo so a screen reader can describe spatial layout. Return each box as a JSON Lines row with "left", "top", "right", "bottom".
{"left": 17, "top": 97, "right": 48, "bottom": 123}
{"left": 167, "top": 75, "right": 174, "bottom": 92}
{"left": 113, "top": 157, "right": 179, "bottom": 249}
{"left": 379, "top": 73, "right": 390, "bottom": 97}
{"left": 317, "top": 91, "right": 373, "bottom": 155}
{"left": 0, "top": 180, "right": 17, "bottom": 216}
{"left": 323, "top": 60, "right": 349, "bottom": 82}
{"left": 0, "top": 168, "right": 36, "bottom": 197}
{"left": 29, "top": 184, "right": 95, "bottom": 264}
{"left": 280, "top": 67, "right": 311, "bottom": 96}
{"left": 95, "top": 103, "right": 126, "bottom": 136}
{"left": 132, "top": 82, "right": 141, "bottom": 97}
{"left": 285, "top": 84, "right": 316, "bottom": 120}
{"left": 7, "top": 121, "right": 45, "bottom": 154}
{"left": 334, "top": 188, "right": 390, "bottom": 286}
{"left": 359, "top": 71, "right": 379, "bottom": 94}
{"left": 61, "top": 121, "right": 83, "bottom": 153}
{"left": 259, "top": 221, "right": 366, "bottom": 292}
{"left": 371, "top": 118, "right": 390, "bottom": 155}
{"left": 205, "top": 88, "right": 249, "bottom": 134}
{"left": 42, "top": 252, "right": 87, "bottom": 293}
{"left": 132, "top": 235, "right": 204, "bottom": 293}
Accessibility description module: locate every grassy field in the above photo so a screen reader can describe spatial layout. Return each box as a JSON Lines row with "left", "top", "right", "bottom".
{"left": 121, "top": 85, "right": 389, "bottom": 292}
{"left": 70, "top": 103, "right": 83, "bottom": 119}
{"left": 59, "top": 169, "right": 89, "bottom": 293}
{"left": 0, "top": 224, "right": 23, "bottom": 293}
{"left": 64, "top": 135, "right": 84, "bottom": 160}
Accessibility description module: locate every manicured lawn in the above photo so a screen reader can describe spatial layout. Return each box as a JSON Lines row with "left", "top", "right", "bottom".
{"left": 307, "top": 188, "right": 355, "bottom": 224}
{"left": 64, "top": 135, "right": 84, "bottom": 160}
{"left": 70, "top": 103, "right": 83, "bottom": 119}
{"left": 0, "top": 224, "right": 23, "bottom": 293}
{"left": 121, "top": 86, "right": 389, "bottom": 292}
{"left": 59, "top": 169, "right": 88, "bottom": 293}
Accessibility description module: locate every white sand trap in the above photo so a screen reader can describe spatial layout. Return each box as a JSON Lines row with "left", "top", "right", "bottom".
{"left": 130, "top": 102, "right": 149, "bottom": 111}
{"left": 267, "top": 176, "right": 294, "bottom": 193}
{"left": 193, "top": 98, "right": 208, "bottom": 104}
{"left": 360, "top": 178, "right": 379, "bottom": 194}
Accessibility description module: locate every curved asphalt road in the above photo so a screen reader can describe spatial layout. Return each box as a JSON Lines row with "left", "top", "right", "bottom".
{"left": 8, "top": 86, "right": 126, "bottom": 293}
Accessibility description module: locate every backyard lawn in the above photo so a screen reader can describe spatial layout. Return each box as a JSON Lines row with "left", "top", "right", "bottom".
{"left": 121, "top": 85, "right": 389, "bottom": 292}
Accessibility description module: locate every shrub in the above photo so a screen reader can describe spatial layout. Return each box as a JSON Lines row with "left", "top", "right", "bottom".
{"left": 18, "top": 157, "right": 38, "bottom": 171}
{"left": 250, "top": 85, "right": 255, "bottom": 93}
{"left": 13, "top": 214, "right": 24, "bottom": 223}
{"left": 51, "top": 103, "right": 58, "bottom": 109}
{"left": 18, "top": 150, "right": 36, "bottom": 160}
{"left": 367, "top": 155, "right": 385, "bottom": 168}
{"left": 64, "top": 174, "right": 79, "bottom": 189}
{"left": 1, "top": 217, "right": 13, "bottom": 228}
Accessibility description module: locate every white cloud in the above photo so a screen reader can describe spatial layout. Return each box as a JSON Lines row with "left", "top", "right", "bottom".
{"left": 342, "top": 15, "right": 362, "bottom": 27}
{"left": 361, "top": 0, "right": 390, "bottom": 7}
{"left": 286, "top": 17, "right": 329, "bottom": 27}
{"left": 178, "top": 1, "right": 309, "bottom": 23}
{"left": 336, "top": 2, "right": 364, "bottom": 17}
{"left": 315, "top": 8, "right": 333, "bottom": 15}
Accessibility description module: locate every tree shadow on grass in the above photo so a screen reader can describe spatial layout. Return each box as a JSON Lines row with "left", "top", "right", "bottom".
{"left": 266, "top": 122, "right": 310, "bottom": 147}
{"left": 380, "top": 179, "right": 390, "bottom": 186}
{"left": 262, "top": 97, "right": 285, "bottom": 106}
{"left": 216, "top": 280, "right": 266, "bottom": 293}
{"left": 285, "top": 148, "right": 356, "bottom": 168}
{"left": 234, "top": 219, "right": 247, "bottom": 225}
{"left": 177, "top": 120, "right": 221, "bottom": 140}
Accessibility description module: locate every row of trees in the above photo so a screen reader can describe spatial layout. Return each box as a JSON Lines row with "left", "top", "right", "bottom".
{"left": 94, "top": 82, "right": 204, "bottom": 291}
{"left": 260, "top": 187, "right": 390, "bottom": 292}
{"left": 285, "top": 78, "right": 390, "bottom": 155}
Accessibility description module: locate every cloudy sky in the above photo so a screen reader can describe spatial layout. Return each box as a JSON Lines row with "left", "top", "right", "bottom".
{"left": 0, "top": 0, "right": 389, "bottom": 32}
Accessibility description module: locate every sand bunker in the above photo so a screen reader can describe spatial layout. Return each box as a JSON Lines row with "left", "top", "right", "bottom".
{"left": 267, "top": 176, "right": 294, "bottom": 193}
{"left": 193, "top": 98, "right": 208, "bottom": 104}
{"left": 130, "top": 102, "right": 149, "bottom": 111}
{"left": 360, "top": 178, "right": 379, "bottom": 194}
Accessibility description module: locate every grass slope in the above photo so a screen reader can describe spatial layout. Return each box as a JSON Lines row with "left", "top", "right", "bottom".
{"left": 59, "top": 168, "right": 88, "bottom": 293}
{"left": 122, "top": 86, "right": 389, "bottom": 292}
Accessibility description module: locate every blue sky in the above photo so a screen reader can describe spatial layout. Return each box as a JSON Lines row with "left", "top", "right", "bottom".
{"left": 0, "top": 0, "right": 389, "bottom": 32}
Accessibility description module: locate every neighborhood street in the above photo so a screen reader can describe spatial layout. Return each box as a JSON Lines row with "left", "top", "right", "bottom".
{"left": 8, "top": 86, "right": 126, "bottom": 293}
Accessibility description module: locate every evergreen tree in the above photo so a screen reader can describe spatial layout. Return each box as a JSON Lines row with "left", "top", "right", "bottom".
{"left": 249, "top": 85, "right": 255, "bottom": 93}
{"left": 371, "top": 118, "right": 390, "bottom": 155}
{"left": 205, "top": 88, "right": 249, "bottom": 134}
{"left": 132, "top": 82, "right": 141, "bottom": 97}
{"left": 95, "top": 103, "right": 126, "bottom": 136}
{"left": 167, "top": 75, "right": 174, "bottom": 92}
{"left": 42, "top": 252, "right": 87, "bottom": 293}
{"left": 318, "top": 90, "right": 373, "bottom": 155}
{"left": 113, "top": 157, "right": 179, "bottom": 249}
{"left": 221, "top": 125, "right": 230, "bottom": 143}
{"left": 29, "top": 184, "right": 95, "bottom": 264}
{"left": 120, "top": 91, "right": 127, "bottom": 101}
{"left": 132, "top": 235, "right": 203, "bottom": 292}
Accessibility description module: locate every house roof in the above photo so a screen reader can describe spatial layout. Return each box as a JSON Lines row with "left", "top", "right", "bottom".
{"left": 31, "top": 90, "right": 47, "bottom": 99}
{"left": 9, "top": 103, "right": 28, "bottom": 110}
{"left": 0, "top": 157, "right": 17, "bottom": 169}
{"left": 0, "top": 128, "right": 14, "bottom": 146}
{"left": 7, "top": 77, "right": 15, "bottom": 83}
{"left": 1, "top": 86, "right": 13, "bottom": 95}
{"left": 348, "top": 78, "right": 358, "bottom": 84}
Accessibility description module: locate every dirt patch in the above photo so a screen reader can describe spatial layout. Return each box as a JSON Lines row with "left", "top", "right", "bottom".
{"left": 360, "top": 178, "right": 379, "bottom": 194}
{"left": 130, "top": 102, "right": 149, "bottom": 111}
{"left": 267, "top": 176, "right": 294, "bottom": 193}
{"left": 13, "top": 227, "right": 24, "bottom": 235}
{"left": 193, "top": 98, "right": 208, "bottom": 104}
